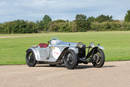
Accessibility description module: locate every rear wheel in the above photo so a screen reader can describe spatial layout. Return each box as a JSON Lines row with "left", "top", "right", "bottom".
{"left": 26, "top": 50, "right": 37, "bottom": 67}
{"left": 92, "top": 49, "right": 105, "bottom": 68}
{"left": 64, "top": 50, "right": 77, "bottom": 69}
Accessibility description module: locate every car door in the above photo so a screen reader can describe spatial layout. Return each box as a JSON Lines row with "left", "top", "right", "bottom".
{"left": 39, "top": 47, "right": 50, "bottom": 61}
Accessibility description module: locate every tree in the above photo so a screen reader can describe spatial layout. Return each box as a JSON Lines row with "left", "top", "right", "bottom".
{"left": 42, "top": 15, "right": 52, "bottom": 31}
{"left": 48, "top": 20, "right": 71, "bottom": 32}
{"left": 87, "top": 16, "right": 95, "bottom": 22}
{"left": 0, "top": 24, "right": 5, "bottom": 33}
{"left": 1, "top": 20, "right": 37, "bottom": 34}
{"left": 125, "top": 10, "right": 130, "bottom": 22}
{"left": 36, "top": 21, "right": 44, "bottom": 31}
{"left": 95, "top": 15, "right": 113, "bottom": 23}
{"left": 75, "top": 14, "right": 88, "bottom": 32}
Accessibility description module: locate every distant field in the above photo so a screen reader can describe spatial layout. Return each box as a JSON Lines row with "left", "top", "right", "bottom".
{"left": 0, "top": 31, "right": 130, "bottom": 64}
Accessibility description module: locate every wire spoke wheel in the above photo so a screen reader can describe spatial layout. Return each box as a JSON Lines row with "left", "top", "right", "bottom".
{"left": 64, "top": 50, "right": 77, "bottom": 69}
{"left": 92, "top": 49, "right": 105, "bottom": 68}
{"left": 66, "top": 53, "right": 74, "bottom": 65}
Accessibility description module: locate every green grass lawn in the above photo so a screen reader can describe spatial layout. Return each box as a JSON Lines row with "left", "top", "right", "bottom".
{"left": 0, "top": 31, "right": 130, "bottom": 64}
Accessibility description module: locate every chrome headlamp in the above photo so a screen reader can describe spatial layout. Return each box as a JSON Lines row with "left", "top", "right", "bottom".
{"left": 90, "top": 42, "right": 95, "bottom": 48}
{"left": 77, "top": 42, "right": 84, "bottom": 48}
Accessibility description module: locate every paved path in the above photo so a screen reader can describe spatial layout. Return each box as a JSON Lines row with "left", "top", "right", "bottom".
{"left": 0, "top": 61, "right": 130, "bottom": 87}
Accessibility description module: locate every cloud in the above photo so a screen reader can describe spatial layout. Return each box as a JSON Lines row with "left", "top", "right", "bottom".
{"left": 0, "top": 0, "right": 130, "bottom": 23}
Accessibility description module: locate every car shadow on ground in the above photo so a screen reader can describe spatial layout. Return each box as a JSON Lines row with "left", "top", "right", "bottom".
{"left": 76, "top": 65, "right": 116, "bottom": 69}
{"left": 36, "top": 64, "right": 116, "bottom": 69}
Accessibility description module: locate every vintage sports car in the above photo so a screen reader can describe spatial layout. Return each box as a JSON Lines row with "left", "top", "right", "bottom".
{"left": 26, "top": 38, "right": 105, "bottom": 69}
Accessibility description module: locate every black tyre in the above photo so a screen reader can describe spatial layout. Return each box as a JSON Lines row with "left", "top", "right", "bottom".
{"left": 64, "top": 49, "right": 78, "bottom": 69}
{"left": 49, "top": 64, "right": 56, "bottom": 67}
{"left": 26, "top": 50, "right": 37, "bottom": 67}
{"left": 92, "top": 49, "right": 105, "bottom": 68}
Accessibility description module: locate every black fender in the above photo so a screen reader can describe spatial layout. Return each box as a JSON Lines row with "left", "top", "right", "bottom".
{"left": 86, "top": 47, "right": 98, "bottom": 58}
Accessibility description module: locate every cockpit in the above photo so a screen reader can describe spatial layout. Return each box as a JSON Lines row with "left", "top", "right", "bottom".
{"left": 49, "top": 38, "right": 62, "bottom": 45}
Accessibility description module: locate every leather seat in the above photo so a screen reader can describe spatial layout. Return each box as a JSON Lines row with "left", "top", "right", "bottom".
{"left": 39, "top": 43, "right": 48, "bottom": 48}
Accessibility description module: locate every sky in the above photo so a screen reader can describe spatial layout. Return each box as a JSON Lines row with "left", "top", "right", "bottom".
{"left": 0, "top": 0, "right": 130, "bottom": 23}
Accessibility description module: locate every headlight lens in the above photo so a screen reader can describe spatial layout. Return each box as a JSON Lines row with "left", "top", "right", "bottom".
{"left": 90, "top": 42, "right": 95, "bottom": 48}
{"left": 77, "top": 42, "right": 83, "bottom": 48}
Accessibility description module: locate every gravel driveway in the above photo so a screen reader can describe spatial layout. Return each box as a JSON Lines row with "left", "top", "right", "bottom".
{"left": 0, "top": 61, "right": 130, "bottom": 87}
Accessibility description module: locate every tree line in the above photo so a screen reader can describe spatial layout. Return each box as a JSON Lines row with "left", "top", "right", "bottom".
{"left": 0, "top": 10, "right": 130, "bottom": 33}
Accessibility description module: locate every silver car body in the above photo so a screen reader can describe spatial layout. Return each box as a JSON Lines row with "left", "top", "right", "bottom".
{"left": 28, "top": 39, "right": 80, "bottom": 62}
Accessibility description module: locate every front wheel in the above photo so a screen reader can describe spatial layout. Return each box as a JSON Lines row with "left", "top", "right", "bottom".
{"left": 92, "top": 49, "right": 105, "bottom": 68}
{"left": 64, "top": 50, "right": 78, "bottom": 69}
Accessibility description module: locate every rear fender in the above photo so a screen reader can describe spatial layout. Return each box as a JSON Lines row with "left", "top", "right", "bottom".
{"left": 26, "top": 48, "right": 40, "bottom": 61}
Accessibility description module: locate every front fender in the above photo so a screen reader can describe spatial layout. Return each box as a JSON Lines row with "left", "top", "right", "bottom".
{"left": 97, "top": 45, "right": 104, "bottom": 50}
{"left": 68, "top": 47, "right": 78, "bottom": 54}
{"left": 56, "top": 47, "right": 78, "bottom": 62}
{"left": 86, "top": 46, "right": 104, "bottom": 58}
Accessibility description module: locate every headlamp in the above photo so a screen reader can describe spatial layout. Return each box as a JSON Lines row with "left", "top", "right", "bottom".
{"left": 77, "top": 42, "right": 83, "bottom": 48}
